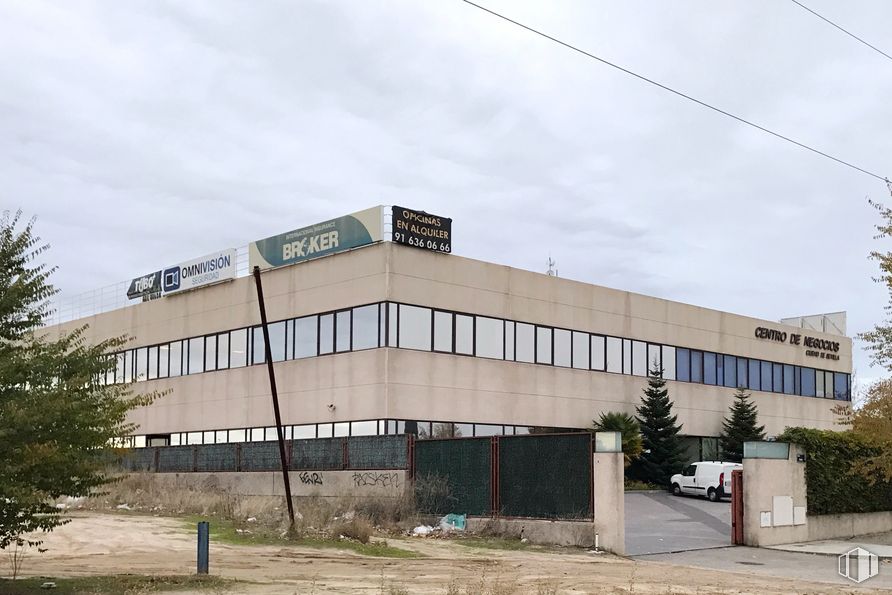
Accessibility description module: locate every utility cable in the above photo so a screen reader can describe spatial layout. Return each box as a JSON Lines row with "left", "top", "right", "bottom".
{"left": 790, "top": 0, "right": 892, "bottom": 63}
{"left": 459, "top": 0, "right": 888, "bottom": 182}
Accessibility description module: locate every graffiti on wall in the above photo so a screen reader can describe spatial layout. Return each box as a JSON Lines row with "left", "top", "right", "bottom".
{"left": 299, "top": 471, "right": 323, "bottom": 486}
{"left": 352, "top": 472, "right": 400, "bottom": 489}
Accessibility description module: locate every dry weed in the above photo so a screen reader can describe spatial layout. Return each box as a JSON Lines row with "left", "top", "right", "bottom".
{"left": 331, "top": 516, "right": 374, "bottom": 544}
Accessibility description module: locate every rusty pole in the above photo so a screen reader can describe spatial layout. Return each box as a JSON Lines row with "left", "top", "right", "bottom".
{"left": 252, "top": 266, "right": 295, "bottom": 527}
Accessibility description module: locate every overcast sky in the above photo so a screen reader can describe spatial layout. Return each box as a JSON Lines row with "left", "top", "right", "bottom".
{"left": 3, "top": 0, "right": 891, "bottom": 384}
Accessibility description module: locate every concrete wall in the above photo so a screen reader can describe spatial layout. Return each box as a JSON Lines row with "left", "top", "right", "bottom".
{"left": 42, "top": 242, "right": 850, "bottom": 438}
{"left": 743, "top": 444, "right": 809, "bottom": 546}
{"left": 465, "top": 517, "right": 596, "bottom": 548}
{"left": 142, "top": 469, "right": 406, "bottom": 499}
{"left": 743, "top": 443, "right": 892, "bottom": 546}
{"left": 593, "top": 452, "right": 624, "bottom": 555}
{"left": 807, "top": 511, "right": 892, "bottom": 541}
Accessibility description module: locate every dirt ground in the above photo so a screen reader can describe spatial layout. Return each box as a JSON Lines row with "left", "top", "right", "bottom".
{"left": 7, "top": 513, "right": 889, "bottom": 594}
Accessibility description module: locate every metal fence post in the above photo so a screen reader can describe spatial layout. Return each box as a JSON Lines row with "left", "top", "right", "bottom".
{"left": 197, "top": 521, "right": 209, "bottom": 574}
{"left": 490, "top": 436, "right": 500, "bottom": 517}
{"left": 731, "top": 470, "right": 744, "bottom": 544}
{"left": 407, "top": 434, "right": 415, "bottom": 479}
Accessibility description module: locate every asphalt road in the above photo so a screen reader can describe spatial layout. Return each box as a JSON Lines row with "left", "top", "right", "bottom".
{"left": 625, "top": 490, "right": 731, "bottom": 556}
{"left": 637, "top": 546, "right": 892, "bottom": 589}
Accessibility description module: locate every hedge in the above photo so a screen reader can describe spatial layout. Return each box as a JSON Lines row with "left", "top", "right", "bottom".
{"left": 777, "top": 427, "right": 892, "bottom": 516}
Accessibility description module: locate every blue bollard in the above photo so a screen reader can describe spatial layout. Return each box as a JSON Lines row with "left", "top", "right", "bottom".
{"left": 197, "top": 521, "right": 209, "bottom": 575}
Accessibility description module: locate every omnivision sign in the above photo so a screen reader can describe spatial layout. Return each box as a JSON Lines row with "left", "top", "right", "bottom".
{"left": 126, "top": 249, "right": 236, "bottom": 300}
{"left": 162, "top": 249, "right": 236, "bottom": 296}
{"left": 248, "top": 207, "right": 383, "bottom": 270}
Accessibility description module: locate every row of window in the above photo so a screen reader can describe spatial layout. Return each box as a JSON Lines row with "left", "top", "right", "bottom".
{"left": 675, "top": 349, "right": 848, "bottom": 399}
{"left": 102, "top": 303, "right": 385, "bottom": 384}
{"left": 118, "top": 419, "right": 537, "bottom": 448}
{"left": 101, "top": 301, "right": 851, "bottom": 400}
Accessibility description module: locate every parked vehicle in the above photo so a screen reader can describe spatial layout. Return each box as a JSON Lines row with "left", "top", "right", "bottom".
{"left": 670, "top": 461, "right": 742, "bottom": 501}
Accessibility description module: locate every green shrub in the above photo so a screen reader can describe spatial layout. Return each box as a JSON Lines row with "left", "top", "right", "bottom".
{"left": 777, "top": 427, "right": 892, "bottom": 515}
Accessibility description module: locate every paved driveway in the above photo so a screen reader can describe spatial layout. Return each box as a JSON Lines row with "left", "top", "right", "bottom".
{"left": 637, "top": 546, "right": 892, "bottom": 589}
{"left": 625, "top": 490, "right": 731, "bottom": 555}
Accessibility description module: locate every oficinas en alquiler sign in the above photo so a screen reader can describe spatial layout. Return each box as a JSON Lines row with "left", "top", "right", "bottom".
{"left": 391, "top": 206, "right": 451, "bottom": 253}
{"left": 753, "top": 326, "right": 841, "bottom": 361}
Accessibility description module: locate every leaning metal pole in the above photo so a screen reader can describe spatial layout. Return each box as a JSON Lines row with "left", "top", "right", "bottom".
{"left": 252, "top": 265, "right": 295, "bottom": 527}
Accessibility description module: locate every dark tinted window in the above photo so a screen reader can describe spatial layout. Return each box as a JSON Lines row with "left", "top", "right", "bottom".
{"left": 704, "top": 352, "right": 717, "bottom": 385}
{"left": 783, "top": 365, "right": 795, "bottom": 395}
{"left": 801, "top": 368, "right": 816, "bottom": 397}
{"left": 773, "top": 363, "right": 783, "bottom": 394}
{"left": 676, "top": 348, "right": 690, "bottom": 382}
{"left": 691, "top": 350, "right": 703, "bottom": 383}
{"left": 737, "top": 358, "right": 748, "bottom": 389}
{"left": 748, "top": 359, "right": 761, "bottom": 391}
{"left": 723, "top": 355, "right": 737, "bottom": 388}
{"left": 761, "top": 361, "right": 773, "bottom": 391}
{"left": 834, "top": 373, "right": 849, "bottom": 400}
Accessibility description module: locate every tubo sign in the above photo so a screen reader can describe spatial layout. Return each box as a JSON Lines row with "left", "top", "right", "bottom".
{"left": 754, "top": 326, "right": 841, "bottom": 361}
{"left": 391, "top": 206, "right": 451, "bottom": 253}
{"left": 162, "top": 248, "right": 236, "bottom": 296}
{"left": 248, "top": 207, "right": 383, "bottom": 271}
{"left": 127, "top": 271, "right": 162, "bottom": 300}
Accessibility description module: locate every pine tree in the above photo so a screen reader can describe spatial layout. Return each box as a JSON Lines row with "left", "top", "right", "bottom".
{"left": 630, "top": 366, "right": 686, "bottom": 486}
{"left": 719, "top": 388, "right": 765, "bottom": 462}
{"left": 0, "top": 211, "right": 159, "bottom": 551}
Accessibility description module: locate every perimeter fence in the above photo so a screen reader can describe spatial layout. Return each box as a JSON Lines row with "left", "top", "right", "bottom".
{"left": 119, "top": 431, "right": 594, "bottom": 520}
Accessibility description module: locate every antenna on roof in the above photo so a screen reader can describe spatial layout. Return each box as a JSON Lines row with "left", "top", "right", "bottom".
{"left": 546, "top": 256, "right": 558, "bottom": 277}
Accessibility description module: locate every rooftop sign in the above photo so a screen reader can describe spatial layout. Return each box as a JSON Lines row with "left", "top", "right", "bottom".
{"left": 162, "top": 249, "right": 236, "bottom": 296}
{"left": 248, "top": 206, "right": 383, "bottom": 271}
{"left": 391, "top": 206, "right": 451, "bottom": 254}
{"left": 126, "top": 248, "right": 236, "bottom": 301}
{"left": 126, "top": 271, "right": 162, "bottom": 300}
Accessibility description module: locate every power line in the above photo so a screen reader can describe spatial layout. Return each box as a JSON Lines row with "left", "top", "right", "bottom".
{"left": 790, "top": 0, "right": 892, "bottom": 63}
{"left": 459, "top": 0, "right": 888, "bottom": 182}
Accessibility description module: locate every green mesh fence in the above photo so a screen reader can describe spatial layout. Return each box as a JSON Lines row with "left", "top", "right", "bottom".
{"left": 157, "top": 446, "right": 194, "bottom": 472}
{"left": 347, "top": 435, "right": 407, "bottom": 469}
{"left": 121, "top": 447, "right": 156, "bottom": 472}
{"left": 291, "top": 437, "right": 342, "bottom": 470}
{"left": 414, "top": 438, "right": 491, "bottom": 516}
{"left": 498, "top": 433, "right": 592, "bottom": 519}
{"left": 196, "top": 444, "right": 238, "bottom": 472}
{"left": 239, "top": 442, "right": 282, "bottom": 471}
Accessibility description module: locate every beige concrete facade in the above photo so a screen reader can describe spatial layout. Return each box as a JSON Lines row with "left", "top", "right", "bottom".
{"left": 44, "top": 241, "right": 851, "bottom": 439}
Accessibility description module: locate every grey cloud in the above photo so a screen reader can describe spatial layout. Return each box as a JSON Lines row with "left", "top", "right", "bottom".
{"left": 1, "top": 0, "right": 889, "bottom": 378}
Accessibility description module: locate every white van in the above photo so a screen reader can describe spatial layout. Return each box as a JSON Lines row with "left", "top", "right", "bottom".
{"left": 670, "top": 461, "right": 742, "bottom": 502}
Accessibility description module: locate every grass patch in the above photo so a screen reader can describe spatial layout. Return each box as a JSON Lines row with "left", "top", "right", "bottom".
{"left": 297, "top": 536, "right": 419, "bottom": 558}
{"left": 182, "top": 515, "right": 284, "bottom": 546}
{"left": 624, "top": 479, "right": 661, "bottom": 491}
{"left": 182, "top": 516, "right": 419, "bottom": 558}
{"left": 0, "top": 574, "right": 233, "bottom": 594}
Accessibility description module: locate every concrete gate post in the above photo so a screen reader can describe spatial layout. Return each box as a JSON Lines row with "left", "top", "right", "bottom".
{"left": 742, "top": 441, "right": 808, "bottom": 547}
{"left": 593, "top": 432, "right": 625, "bottom": 555}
